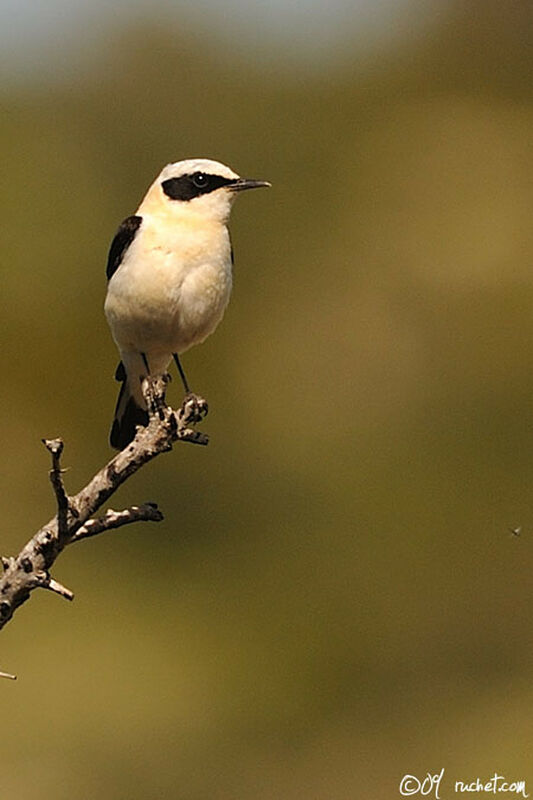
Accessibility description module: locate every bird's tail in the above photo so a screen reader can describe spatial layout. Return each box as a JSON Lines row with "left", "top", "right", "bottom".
{"left": 110, "top": 361, "right": 149, "bottom": 450}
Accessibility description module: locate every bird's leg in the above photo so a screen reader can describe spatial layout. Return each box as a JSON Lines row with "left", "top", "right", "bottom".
{"left": 172, "top": 353, "right": 190, "bottom": 393}
{"left": 139, "top": 352, "right": 167, "bottom": 420}
{"left": 173, "top": 353, "right": 208, "bottom": 424}
{"left": 141, "top": 352, "right": 150, "bottom": 374}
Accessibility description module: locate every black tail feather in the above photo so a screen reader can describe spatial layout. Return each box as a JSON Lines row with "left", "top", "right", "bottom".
{"left": 115, "top": 360, "right": 126, "bottom": 381}
{"left": 110, "top": 394, "right": 148, "bottom": 449}
{"left": 110, "top": 363, "right": 148, "bottom": 449}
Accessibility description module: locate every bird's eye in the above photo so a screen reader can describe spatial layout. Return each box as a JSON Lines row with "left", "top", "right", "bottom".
{"left": 192, "top": 172, "right": 209, "bottom": 188}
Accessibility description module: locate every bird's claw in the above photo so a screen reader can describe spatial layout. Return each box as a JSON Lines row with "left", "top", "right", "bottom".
{"left": 180, "top": 393, "right": 209, "bottom": 425}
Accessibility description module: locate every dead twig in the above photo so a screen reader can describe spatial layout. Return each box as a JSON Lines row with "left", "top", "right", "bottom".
{"left": 72, "top": 503, "right": 164, "bottom": 543}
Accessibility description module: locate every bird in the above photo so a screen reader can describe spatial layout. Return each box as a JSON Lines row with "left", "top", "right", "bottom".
{"left": 104, "top": 158, "right": 270, "bottom": 449}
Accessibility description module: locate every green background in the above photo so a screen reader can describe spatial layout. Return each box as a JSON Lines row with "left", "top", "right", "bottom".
{"left": 2, "top": 1, "right": 533, "bottom": 796}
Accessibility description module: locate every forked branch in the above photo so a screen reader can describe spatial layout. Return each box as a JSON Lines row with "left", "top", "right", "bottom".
{"left": 0, "top": 377, "right": 209, "bottom": 676}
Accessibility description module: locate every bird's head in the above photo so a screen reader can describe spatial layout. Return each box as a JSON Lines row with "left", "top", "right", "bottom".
{"left": 139, "top": 158, "right": 270, "bottom": 224}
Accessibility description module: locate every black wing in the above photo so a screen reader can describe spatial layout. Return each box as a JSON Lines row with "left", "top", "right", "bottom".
{"left": 106, "top": 215, "right": 142, "bottom": 280}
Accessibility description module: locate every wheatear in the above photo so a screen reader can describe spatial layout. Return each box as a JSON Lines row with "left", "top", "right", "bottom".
{"left": 104, "top": 158, "right": 270, "bottom": 449}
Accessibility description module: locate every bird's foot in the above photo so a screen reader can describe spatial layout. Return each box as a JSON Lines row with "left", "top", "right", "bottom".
{"left": 179, "top": 392, "right": 209, "bottom": 426}
{"left": 141, "top": 374, "right": 171, "bottom": 421}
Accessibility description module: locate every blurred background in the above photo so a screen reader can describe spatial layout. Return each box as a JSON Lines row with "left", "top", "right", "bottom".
{"left": 1, "top": 0, "right": 533, "bottom": 796}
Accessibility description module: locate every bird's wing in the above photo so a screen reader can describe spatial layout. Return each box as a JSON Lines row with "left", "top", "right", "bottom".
{"left": 106, "top": 215, "right": 143, "bottom": 280}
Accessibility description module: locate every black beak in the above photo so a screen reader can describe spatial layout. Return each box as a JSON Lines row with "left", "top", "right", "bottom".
{"left": 230, "top": 178, "right": 271, "bottom": 192}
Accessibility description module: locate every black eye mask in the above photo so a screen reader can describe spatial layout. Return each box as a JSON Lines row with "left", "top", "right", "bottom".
{"left": 161, "top": 172, "right": 237, "bottom": 202}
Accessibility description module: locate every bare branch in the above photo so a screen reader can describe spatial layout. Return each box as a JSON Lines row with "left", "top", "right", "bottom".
{"left": 47, "top": 579, "right": 75, "bottom": 601}
{"left": 37, "top": 574, "right": 75, "bottom": 602}
{"left": 0, "top": 377, "right": 209, "bottom": 636}
{"left": 42, "top": 437, "right": 71, "bottom": 537}
{"left": 72, "top": 503, "right": 164, "bottom": 543}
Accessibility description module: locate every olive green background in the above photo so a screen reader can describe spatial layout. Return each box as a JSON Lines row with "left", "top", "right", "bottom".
{"left": 2, "top": 2, "right": 533, "bottom": 797}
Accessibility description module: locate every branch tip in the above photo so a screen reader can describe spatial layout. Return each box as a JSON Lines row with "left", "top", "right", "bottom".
{"left": 0, "top": 670, "right": 16, "bottom": 680}
{"left": 45, "top": 578, "right": 75, "bottom": 602}
{"left": 178, "top": 426, "right": 209, "bottom": 446}
{"left": 42, "top": 438, "right": 64, "bottom": 457}
{"left": 72, "top": 502, "right": 164, "bottom": 542}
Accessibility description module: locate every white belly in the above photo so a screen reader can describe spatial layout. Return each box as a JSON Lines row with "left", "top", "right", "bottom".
{"left": 104, "top": 219, "right": 233, "bottom": 359}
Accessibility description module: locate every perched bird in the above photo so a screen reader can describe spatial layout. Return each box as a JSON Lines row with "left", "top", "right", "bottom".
{"left": 104, "top": 158, "right": 270, "bottom": 449}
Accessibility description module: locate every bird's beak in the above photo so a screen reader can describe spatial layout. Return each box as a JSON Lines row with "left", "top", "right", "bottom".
{"left": 229, "top": 178, "right": 271, "bottom": 192}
